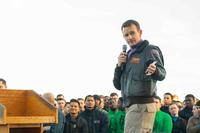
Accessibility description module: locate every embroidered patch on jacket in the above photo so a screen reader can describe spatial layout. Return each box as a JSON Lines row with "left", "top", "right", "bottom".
{"left": 131, "top": 57, "right": 140, "bottom": 64}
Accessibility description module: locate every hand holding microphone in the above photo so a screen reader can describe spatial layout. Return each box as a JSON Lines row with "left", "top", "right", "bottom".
{"left": 117, "top": 45, "right": 127, "bottom": 67}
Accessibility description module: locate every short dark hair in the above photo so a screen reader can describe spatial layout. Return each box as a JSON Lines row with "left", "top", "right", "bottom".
{"left": 85, "top": 95, "right": 94, "bottom": 101}
{"left": 56, "top": 98, "right": 66, "bottom": 102}
{"left": 108, "top": 98, "right": 114, "bottom": 105}
{"left": 154, "top": 96, "right": 161, "bottom": 102}
{"left": 70, "top": 99, "right": 80, "bottom": 107}
{"left": 185, "top": 94, "right": 195, "bottom": 100}
{"left": 196, "top": 100, "right": 200, "bottom": 106}
{"left": 118, "top": 97, "right": 123, "bottom": 103}
{"left": 110, "top": 92, "right": 118, "bottom": 97}
{"left": 93, "top": 94, "right": 101, "bottom": 101}
{"left": 77, "top": 98, "right": 84, "bottom": 101}
{"left": 164, "top": 92, "right": 173, "bottom": 99}
{"left": 56, "top": 94, "right": 64, "bottom": 98}
{"left": 0, "top": 78, "right": 6, "bottom": 85}
{"left": 121, "top": 19, "right": 140, "bottom": 31}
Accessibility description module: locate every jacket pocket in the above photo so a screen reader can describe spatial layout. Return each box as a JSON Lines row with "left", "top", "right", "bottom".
{"left": 146, "top": 103, "right": 156, "bottom": 113}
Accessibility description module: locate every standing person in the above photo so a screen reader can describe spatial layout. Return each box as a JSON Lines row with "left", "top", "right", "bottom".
{"left": 179, "top": 94, "right": 196, "bottom": 123}
{"left": 110, "top": 92, "right": 119, "bottom": 103}
{"left": 64, "top": 102, "right": 71, "bottom": 116}
{"left": 153, "top": 96, "right": 173, "bottom": 133}
{"left": 113, "top": 97, "right": 126, "bottom": 133}
{"left": 77, "top": 98, "right": 85, "bottom": 112}
{"left": 93, "top": 94, "right": 108, "bottom": 114}
{"left": 113, "top": 19, "right": 166, "bottom": 133}
{"left": 107, "top": 98, "right": 119, "bottom": 133}
{"left": 63, "top": 99, "right": 88, "bottom": 133}
{"left": 57, "top": 98, "right": 67, "bottom": 115}
{"left": 160, "top": 92, "right": 173, "bottom": 115}
{"left": 103, "top": 96, "right": 110, "bottom": 112}
{"left": 80, "top": 95, "right": 109, "bottom": 133}
{"left": 169, "top": 103, "right": 186, "bottom": 133}
{"left": 93, "top": 94, "right": 102, "bottom": 109}
{"left": 187, "top": 101, "right": 200, "bottom": 133}
{"left": 0, "top": 78, "right": 7, "bottom": 89}
{"left": 42, "top": 92, "right": 65, "bottom": 133}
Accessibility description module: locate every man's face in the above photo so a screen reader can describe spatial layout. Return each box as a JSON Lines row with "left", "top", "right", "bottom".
{"left": 104, "top": 96, "right": 109, "bottom": 104}
{"left": 95, "top": 99, "right": 101, "bottom": 107}
{"left": 111, "top": 95, "right": 119, "bottom": 103}
{"left": 70, "top": 102, "right": 80, "bottom": 115}
{"left": 192, "top": 106, "right": 200, "bottom": 117}
{"left": 109, "top": 99, "right": 118, "bottom": 110}
{"left": 0, "top": 81, "right": 6, "bottom": 89}
{"left": 64, "top": 103, "right": 70, "bottom": 115}
{"left": 85, "top": 97, "right": 95, "bottom": 110}
{"left": 57, "top": 100, "right": 66, "bottom": 110}
{"left": 57, "top": 95, "right": 64, "bottom": 99}
{"left": 185, "top": 97, "right": 195, "bottom": 107}
{"left": 154, "top": 98, "right": 161, "bottom": 110}
{"left": 122, "top": 24, "right": 142, "bottom": 47}
{"left": 163, "top": 94, "right": 172, "bottom": 105}
{"left": 117, "top": 99, "right": 122, "bottom": 108}
{"left": 169, "top": 104, "right": 179, "bottom": 116}
{"left": 78, "top": 99, "right": 85, "bottom": 109}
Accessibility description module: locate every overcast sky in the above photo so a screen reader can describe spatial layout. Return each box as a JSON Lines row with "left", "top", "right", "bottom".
{"left": 0, "top": 0, "right": 200, "bottom": 101}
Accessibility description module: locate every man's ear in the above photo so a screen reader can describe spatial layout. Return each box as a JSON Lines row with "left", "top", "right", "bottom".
{"left": 140, "top": 29, "right": 143, "bottom": 36}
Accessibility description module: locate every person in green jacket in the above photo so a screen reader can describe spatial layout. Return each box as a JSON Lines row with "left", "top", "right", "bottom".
{"left": 107, "top": 98, "right": 118, "bottom": 133}
{"left": 153, "top": 96, "right": 173, "bottom": 133}
{"left": 113, "top": 97, "right": 125, "bottom": 133}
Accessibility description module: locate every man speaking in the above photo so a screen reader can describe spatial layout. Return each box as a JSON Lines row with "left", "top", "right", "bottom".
{"left": 113, "top": 19, "right": 166, "bottom": 133}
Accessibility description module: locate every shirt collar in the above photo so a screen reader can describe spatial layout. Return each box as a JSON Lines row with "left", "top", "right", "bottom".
{"left": 127, "top": 39, "right": 143, "bottom": 57}
{"left": 130, "top": 39, "right": 143, "bottom": 49}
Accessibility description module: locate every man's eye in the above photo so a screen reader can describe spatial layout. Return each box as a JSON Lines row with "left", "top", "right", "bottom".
{"left": 130, "top": 32, "right": 135, "bottom": 36}
{"left": 124, "top": 34, "right": 129, "bottom": 37}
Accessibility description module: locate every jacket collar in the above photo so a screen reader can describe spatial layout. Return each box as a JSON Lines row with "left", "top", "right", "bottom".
{"left": 135, "top": 40, "right": 149, "bottom": 53}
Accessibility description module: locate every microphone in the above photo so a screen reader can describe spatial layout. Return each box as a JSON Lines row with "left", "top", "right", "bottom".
{"left": 122, "top": 44, "right": 127, "bottom": 53}
{"left": 121, "top": 44, "right": 127, "bottom": 70}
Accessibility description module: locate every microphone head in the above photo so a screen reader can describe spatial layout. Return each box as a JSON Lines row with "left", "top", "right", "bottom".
{"left": 122, "top": 44, "right": 127, "bottom": 52}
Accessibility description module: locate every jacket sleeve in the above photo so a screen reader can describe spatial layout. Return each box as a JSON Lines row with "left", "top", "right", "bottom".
{"left": 163, "top": 114, "right": 173, "bottom": 132}
{"left": 50, "top": 110, "right": 65, "bottom": 133}
{"left": 186, "top": 117, "right": 200, "bottom": 133}
{"left": 63, "top": 122, "right": 67, "bottom": 133}
{"left": 113, "top": 65, "right": 123, "bottom": 90}
{"left": 147, "top": 45, "right": 166, "bottom": 81}
{"left": 100, "top": 112, "right": 109, "bottom": 133}
{"left": 180, "top": 118, "right": 187, "bottom": 133}
{"left": 82, "top": 118, "right": 89, "bottom": 133}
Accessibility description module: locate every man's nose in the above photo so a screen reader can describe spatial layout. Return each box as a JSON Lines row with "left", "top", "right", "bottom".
{"left": 127, "top": 34, "right": 132, "bottom": 39}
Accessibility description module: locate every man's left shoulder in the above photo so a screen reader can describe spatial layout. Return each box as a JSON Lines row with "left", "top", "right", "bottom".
{"left": 147, "top": 44, "right": 163, "bottom": 56}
